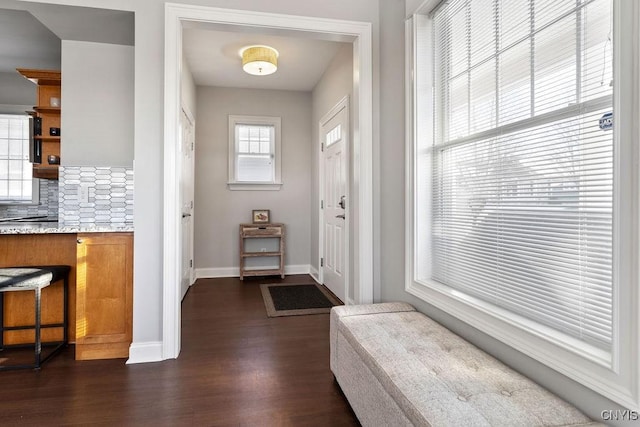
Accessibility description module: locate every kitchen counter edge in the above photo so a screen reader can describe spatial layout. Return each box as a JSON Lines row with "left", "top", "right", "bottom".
{"left": 0, "top": 223, "right": 134, "bottom": 234}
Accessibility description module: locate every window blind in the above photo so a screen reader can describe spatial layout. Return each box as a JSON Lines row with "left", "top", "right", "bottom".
{"left": 431, "top": 0, "right": 613, "bottom": 350}
{"left": 235, "top": 124, "right": 274, "bottom": 182}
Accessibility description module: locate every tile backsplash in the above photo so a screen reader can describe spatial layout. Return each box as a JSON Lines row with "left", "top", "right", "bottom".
{"left": 59, "top": 166, "right": 133, "bottom": 226}
{"left": 0, "top": 179, "right": 59, "bottom": 218}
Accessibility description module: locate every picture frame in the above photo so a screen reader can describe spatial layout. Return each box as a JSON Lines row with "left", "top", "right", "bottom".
{"left": 252, "top": 209, "right": 270, "bottom": 224}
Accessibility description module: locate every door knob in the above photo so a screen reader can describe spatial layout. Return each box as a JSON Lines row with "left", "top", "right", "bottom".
{"left": 182, "top": 213, "right": 192, "bottom": 218}
{"left": 336, "top": 214, "right": 345, "bottom": 219}
{"left": 339, "top": 195, "right": 346, "bottom": 209}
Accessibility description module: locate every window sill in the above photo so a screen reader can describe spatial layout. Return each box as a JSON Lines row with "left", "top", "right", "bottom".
{"left": 227, "top": 182, "right": 282, "bottom": 191}
{"left": 0, "top": 201, "right": 39, "bottom": 206}
{"left": 404, "top": 277, "right": 640, "bottom": 409}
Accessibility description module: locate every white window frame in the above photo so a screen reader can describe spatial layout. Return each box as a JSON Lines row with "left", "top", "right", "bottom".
{"left": 227, "top": 115, "right": 282, "bottom": 191}
{"left": 0, "top": 114, "right": 39, "bottom": 206}
{"left": 405, "top": 0, "right": 640, "bottom": 410}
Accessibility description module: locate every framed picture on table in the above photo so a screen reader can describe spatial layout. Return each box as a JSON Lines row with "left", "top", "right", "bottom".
{"left": 252, "top": 209, "right": 270, "bottom": 224}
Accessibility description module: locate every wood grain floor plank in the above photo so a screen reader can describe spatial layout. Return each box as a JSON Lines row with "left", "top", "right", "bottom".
{"left": 0, "top": 275, "right": 359, "bottom": 426}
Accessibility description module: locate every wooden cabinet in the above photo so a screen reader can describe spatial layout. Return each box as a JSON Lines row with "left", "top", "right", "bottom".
{"left": 239, "top": 223, "right": 285, "bottom": 280}
{"left": 75, "top": 232, "right": 133, "bottom": 360}
{"left": 0, "top": 232, "right": 133, "bottom": 360}
{"left": 17, "top": 68, "right": 61, "bottom": 180}
{"left": 0, "top": 234, "right": 77, "bottom": 345}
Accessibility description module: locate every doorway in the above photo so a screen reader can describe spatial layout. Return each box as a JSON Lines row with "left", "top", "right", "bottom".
{"left": 163, "top": 4, "right": 374, "bottom": 359}
{"left": 320, "top": 96, "right": 349, "bottom": 303}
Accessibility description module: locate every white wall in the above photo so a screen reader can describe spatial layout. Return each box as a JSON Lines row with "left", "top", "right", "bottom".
{"left": 310, "top": 43, "right": 353, "bottom": 287}
{"left": 194, "top": 86, "right": 312, "bottom": 274}
{"left": 61, "top": 40, "right": 134, "bottom": 167}
{"left": 0, "top": 72, "right": 35, "bottom": 108}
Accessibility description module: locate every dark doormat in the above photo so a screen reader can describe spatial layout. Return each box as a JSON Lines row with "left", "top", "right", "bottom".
{"left": 260, "top": 283, "right": 342, "bottom": 317}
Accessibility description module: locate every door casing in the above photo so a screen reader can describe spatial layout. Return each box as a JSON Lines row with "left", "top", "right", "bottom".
{"left": 163, "top": 4, "right": 374, "bottom": 360}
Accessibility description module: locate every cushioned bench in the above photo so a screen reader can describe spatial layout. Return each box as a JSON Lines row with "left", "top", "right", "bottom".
{"left": 330, "top": 303, "right": 602, "bottom": 427}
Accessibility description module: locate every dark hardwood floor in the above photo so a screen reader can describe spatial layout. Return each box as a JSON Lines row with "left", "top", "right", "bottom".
{"left": 0, "top": 275, "right": 360, "bottom": 426}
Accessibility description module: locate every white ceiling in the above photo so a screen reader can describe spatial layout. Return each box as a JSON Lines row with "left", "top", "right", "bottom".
{"left": 183, "top": 26, "right": 348, "bottom": 92}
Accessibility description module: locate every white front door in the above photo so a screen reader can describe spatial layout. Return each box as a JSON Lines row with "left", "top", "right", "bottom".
{"left": 321, "top": 98, "right": 349, "bottom": 303}
{"left": 180, "top": 107, "right": 195, "bottom": 301}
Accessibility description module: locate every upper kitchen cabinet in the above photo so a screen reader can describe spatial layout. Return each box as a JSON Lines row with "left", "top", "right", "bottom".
{"left": 17, "top": 68, "right": 61, "bottom": 180}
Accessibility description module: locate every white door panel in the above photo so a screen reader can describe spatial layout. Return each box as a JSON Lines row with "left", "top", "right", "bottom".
{"left": 321, "top": 99, "right": 349, "bottom": 303}
{"left": 180, "top": 108, "right": 195, "bottom": 301}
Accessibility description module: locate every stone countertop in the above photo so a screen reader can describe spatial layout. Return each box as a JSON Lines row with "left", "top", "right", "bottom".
{"left": 0, "top": 222, "right": 134, "bottom": 235}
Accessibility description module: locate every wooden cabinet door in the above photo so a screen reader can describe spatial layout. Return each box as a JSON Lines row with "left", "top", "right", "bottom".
{"left": 75, "top": 233, "right": 133, "bottom": 360}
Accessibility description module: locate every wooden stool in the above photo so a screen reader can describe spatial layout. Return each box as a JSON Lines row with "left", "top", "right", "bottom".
{"left": 0, "top": 266, "right": 70, "bottom": 370}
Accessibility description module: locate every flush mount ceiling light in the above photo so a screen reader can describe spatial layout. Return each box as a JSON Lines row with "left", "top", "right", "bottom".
{"left": 240, "top": 45, "right": 279, "bottom": 76}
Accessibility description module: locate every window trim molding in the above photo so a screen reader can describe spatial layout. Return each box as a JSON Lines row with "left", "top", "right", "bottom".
{"left": 405, "top": 0, "right": 640, "bottom": 410}
{"left": 0, "top": 114, "right": 40, "bottom": 205}
{"left": 227, "top": 115, "right": 282, "bottom": 191}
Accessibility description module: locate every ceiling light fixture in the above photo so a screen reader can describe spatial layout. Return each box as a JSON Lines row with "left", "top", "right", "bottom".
{"left": 240, "top": 45, "right": 278, "bottom": 76}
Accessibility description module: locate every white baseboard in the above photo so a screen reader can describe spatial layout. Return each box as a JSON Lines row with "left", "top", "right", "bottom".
{"left": 126, "top": 341, "right": 163, "bottom": 364}
{"left": 196, "top": 264, "right": 311, "bottom": 279}
{"left": 309, "top": 265, "right": 321, "bottom": 284}
{"left": 285, "top": 264, "right": 311, "bottom": 275}
{"left": 196, "top": 267, "right": 237, "bottom": 278}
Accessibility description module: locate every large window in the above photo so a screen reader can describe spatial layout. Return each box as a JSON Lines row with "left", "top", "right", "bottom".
{"left": 228, "top": 115, "right": 282, "bottom": 190}
{"left": 0, "top": 114, "right": 38, "bottom": 204}
{"left": 407, "top": 0, "right": 640, "bottom": 409}
{"left": 433, "top": 0, "right": 613, "bottom": 350}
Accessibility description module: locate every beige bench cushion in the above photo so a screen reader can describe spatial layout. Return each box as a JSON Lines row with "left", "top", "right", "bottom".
{"left": 335, "top": 304, "right": 599, "bottom": 427}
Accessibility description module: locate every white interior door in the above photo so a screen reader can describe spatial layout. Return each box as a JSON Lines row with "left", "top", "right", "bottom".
{"left": 321, "top": 99, "right": 349, "bottom": 303}
{"left": 180, "top": 107, "right": 195, "bottom": 301}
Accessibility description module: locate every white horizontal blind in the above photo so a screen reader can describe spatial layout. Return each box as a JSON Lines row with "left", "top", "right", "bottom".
{"left": 432, "top": 0, "right": 613, "bottom": 350}
{"left": 235, "top": 124, "right": 274, "bottom": 182}
{"left": 0, "top": 115, "right": 32, "bottom": 202}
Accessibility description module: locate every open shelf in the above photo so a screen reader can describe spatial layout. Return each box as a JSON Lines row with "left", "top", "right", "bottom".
{"left": 33, "top": 106, "right": 61, "bottom": 114}
{"left": 18, "top": 68, "right": 61, "bottom": 180}
{"left": 239, "top": 223, "right": 285, "bottom": 280}
{"left": 241, "top": 251, "right": 282, "bottom": 258}
{"left": 33, "top": 166, "right": 59, "bottom": 180}
{"left": 33, "top": 135, "right": 60, "bottom": 142}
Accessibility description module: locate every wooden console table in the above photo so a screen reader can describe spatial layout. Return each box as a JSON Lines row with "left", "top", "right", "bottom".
{"left": 239, "top": 223, "right": 285, "bottom": 280}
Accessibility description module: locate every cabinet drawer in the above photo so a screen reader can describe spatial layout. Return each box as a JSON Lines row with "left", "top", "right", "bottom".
{"left": 242, "top": 225, "right": 282, "bottom": 237}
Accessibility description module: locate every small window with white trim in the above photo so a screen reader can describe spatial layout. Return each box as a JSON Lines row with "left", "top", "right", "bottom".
{"left": 228, "top": 115, "right": 282, "bottom": 190}
{"left": 0, "top": 114, "right": 39, "bottom": 204}
{"left": 326, "top": 124, "right": 342, "bottom": 148}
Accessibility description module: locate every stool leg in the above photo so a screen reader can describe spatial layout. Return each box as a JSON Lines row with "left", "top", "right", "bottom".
{"left": 34, "top": 286, "right": 42, "bottom": 369}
